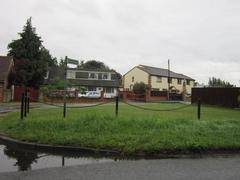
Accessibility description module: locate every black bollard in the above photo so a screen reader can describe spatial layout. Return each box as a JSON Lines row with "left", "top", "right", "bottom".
{"left": 63, "top": 102, "right": 66, "bottom": 118}
{"left": 27, "top": 97, "right": 30, "bottom": 113}
{"left": 24, "top": 93, "right": 27, "bottom": 117}
{"left": 115, "top": 96, "right": 119, "bottom": 117}
{"left": 62, "top": 156, "right": 65, "bottom": 167}
{"left": 198, "top": 98, "right": 201, "bottom": 120}
{"left": 20, "top": 93, "right": 24, "bottom": 120}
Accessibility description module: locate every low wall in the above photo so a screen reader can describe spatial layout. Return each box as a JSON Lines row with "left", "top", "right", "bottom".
{"left": 14, "top": 87, "right": 39, "bottom": 101}
{"left": 0, "top": 84, "right": 3, "bottom": 102}
{"left": 3, "top": 89, "right": 12, "bottom": 102}
{"left": 43, "top": 96, "right": 115, "bottom": 103}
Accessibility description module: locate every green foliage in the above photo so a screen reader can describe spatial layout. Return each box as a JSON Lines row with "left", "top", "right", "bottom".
{"left": 79, "top": 86, "right": 87, "bottom": 94}
{"left": 78, "top": 60, "right": 110, "bottom": 70}
{"left": 46, "top": 77, "right": 72, "bottom": 90}
{"left": 39, "top": 86, "right": 49, "bottom": 93}
{"left": 58, "top": 58, "right": 65, "bottom": 67}
{"left": 7, "top": 18, "right": 56, "bottom": 88}
{"left": 133, "top": 82, "right": 149, "bottom": 96}
{"left": 208, "top": 77, "right": 235, "bottom": 87}
{"left": 40, "top": 47, "right": 58, "bottom": 67}
{"left": 0, "top": 103, "right": 240, "bottom": 154}
{"left": 77, "top": 60, "right": 122, "bottom": 81}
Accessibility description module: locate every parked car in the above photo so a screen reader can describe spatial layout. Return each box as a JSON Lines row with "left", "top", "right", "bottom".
{"left": 78, "top": 92, "right": 87, "bottom": 97}
{"left": 104, "top": 93, "right": 116, "bottom": 98}
{"left": 78, "top": 91, "right": 101, "bottom": 98}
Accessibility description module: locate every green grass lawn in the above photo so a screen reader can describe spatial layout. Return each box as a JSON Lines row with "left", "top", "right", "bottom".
{"left": 0, "top": 102, "right": 239, "bottom": 154}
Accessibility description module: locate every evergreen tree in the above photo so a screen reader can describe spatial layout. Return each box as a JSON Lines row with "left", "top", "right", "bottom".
{"left": 7, "top": 18, "right": 55, "bottom": 88}
{"left": 208, "top": 77, "right": 235, "bottom": 87}
{"left": 58, "top": 57, "right": 66, "bottom": 67}
{"left": 40, "top": 47, "right": 58, "bottom": 67}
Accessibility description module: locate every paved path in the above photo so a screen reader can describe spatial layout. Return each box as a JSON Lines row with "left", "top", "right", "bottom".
{"left": 0, "top": 156, "right": 240, "bottom": 180}
{"left": 0, "top": 103, "right": 52, "bottom": 114}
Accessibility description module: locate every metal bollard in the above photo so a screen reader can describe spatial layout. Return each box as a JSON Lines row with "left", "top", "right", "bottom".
{"left": 24, "top": 93, "right": 27, "bottom": 117}
{"left": 20, "top": 93, "right": 24, "bottom": 120}
{"left": 198, "top": 98, "right": 201, "bottom": 120}
{"left": 115, "top": 96, "right": 119, "bottom": 117}
{"left": 27, "top": 97, "right": 30, "bottom": 113}
{"left": 63, "top": 101, "right": 66, "bottom": 118}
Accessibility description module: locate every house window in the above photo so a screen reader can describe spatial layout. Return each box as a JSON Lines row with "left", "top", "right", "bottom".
{"left": 89, "top": 73, "right": 97, "bottom": 79}
{"left": 111, "top": 74, "right": 117, "bottom": 80}
{"left": 98, "top": 73, "right": 102, "bottom": 80}
{"left": 130, "top": 84, "right": 133, "bottom": 90}
{"left": 132, "top": 76, "right": 134, "bottom": 82}
{"left": 186, "top": 80, "right": 190, "bottom": 85}
{"left": 76, "top": 72, "right": 88, "bottom": 79}
{"left": 156, "top": 77, "right": 162, "bottom": 83}
{"left": 177, "top": 79, "right": 182, "bottom": 85}
{"left": 67, "top": 71, "right": 75, "bottom": 79}
{"left": 102, "top": 73, "right": 108, "bottom": 80}
{"left": 88, "top": 87, "right": 97, "bottom": 91}
{"left": 106, "top": 87, "right": 114, "bottom": 93}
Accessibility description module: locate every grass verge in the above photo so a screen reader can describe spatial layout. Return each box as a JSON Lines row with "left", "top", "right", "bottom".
{"left": 0, "top": 102, "right": 239, "bottom": 155}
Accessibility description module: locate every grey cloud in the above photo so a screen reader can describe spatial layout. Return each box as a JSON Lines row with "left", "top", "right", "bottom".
{"left": 0, "top": 0, "right": 239, "bottom": 86}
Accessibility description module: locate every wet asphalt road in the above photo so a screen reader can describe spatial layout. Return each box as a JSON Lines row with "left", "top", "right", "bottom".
{"left": 0, "top": 156, "right": 240, "bottom": 180}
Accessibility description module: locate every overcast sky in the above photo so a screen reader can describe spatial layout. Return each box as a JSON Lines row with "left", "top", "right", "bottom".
{"left": 0, "top": 0, "right": 240, "bottom": 86}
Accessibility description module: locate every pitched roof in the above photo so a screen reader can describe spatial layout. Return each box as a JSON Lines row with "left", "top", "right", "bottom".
{"left": 137, "top": 65, "right": 194, "bottom": 80}
{"left": 0, "top": 56, "right": 13, "bottom": 82}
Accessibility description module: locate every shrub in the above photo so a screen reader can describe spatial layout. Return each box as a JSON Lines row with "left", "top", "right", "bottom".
{"left": 133, "top": 82, "right": 148, "bottom": 96}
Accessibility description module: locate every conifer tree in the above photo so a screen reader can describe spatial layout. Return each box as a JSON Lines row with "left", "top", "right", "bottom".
{"left": 8, "top": 18, "right": 55, "bottom": 88}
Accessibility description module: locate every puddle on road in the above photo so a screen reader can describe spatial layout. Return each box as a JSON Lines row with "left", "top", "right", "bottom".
{"left": 0, "top": 143, "right": 115, "bottom": 173}
{"left": 1, "top": 140, "right": 239, "bottom": 173}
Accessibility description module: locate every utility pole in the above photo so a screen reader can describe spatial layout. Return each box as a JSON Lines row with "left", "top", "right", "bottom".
{"left": 167, "top": 59, "right": 170, "bottom": 101}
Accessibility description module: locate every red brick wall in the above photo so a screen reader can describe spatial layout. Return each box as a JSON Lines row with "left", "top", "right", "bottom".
{"left": 14, "top": 87, "right": 39, "bottom": 101}
{"left": 43, "top": 96, "right": 115, "bottom": 103}
{"left": 0, "top": 84, "right": 3, "bottom": 102}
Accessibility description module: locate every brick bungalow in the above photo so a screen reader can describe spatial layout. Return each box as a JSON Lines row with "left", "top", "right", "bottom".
{"left": 0, "top": 56, "right": 14, "bottom": 102}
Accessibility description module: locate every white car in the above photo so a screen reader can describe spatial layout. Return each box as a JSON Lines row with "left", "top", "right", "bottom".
{"left": 104, "top": 93, "right": 116, "bottom": 98}
{"left": 78, "top": 92, "right": 87, "bottom": 97}
{"left": 84, "top": 91, "right": 101, "bottom": 98}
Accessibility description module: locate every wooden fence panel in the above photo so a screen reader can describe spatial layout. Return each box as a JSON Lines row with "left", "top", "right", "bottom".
{"left": 191, "top": 87, "right": 240, "bottom": 108}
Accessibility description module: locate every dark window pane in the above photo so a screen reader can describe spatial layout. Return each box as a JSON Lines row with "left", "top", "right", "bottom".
{"left": 103, "top": 73, "right": 108, "bottom": 80}
{"left": 98, "top": 73, "right": 102, "bottom": 80}
{"left": 89, "top": 73, "right": 96, "bottom": 79}
{"left": 75, "top": 72, "right": 88, "bottom": 79}
{"left": 106, "top": 87, "right": 114, "bottom": 93}
{"left": 111, "top": 74, "right": 117, "bottom": 80}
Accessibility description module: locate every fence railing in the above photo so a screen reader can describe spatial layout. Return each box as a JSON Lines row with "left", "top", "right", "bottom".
{"left": 20, "top": 92, "right": 202, "bottom": 120}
